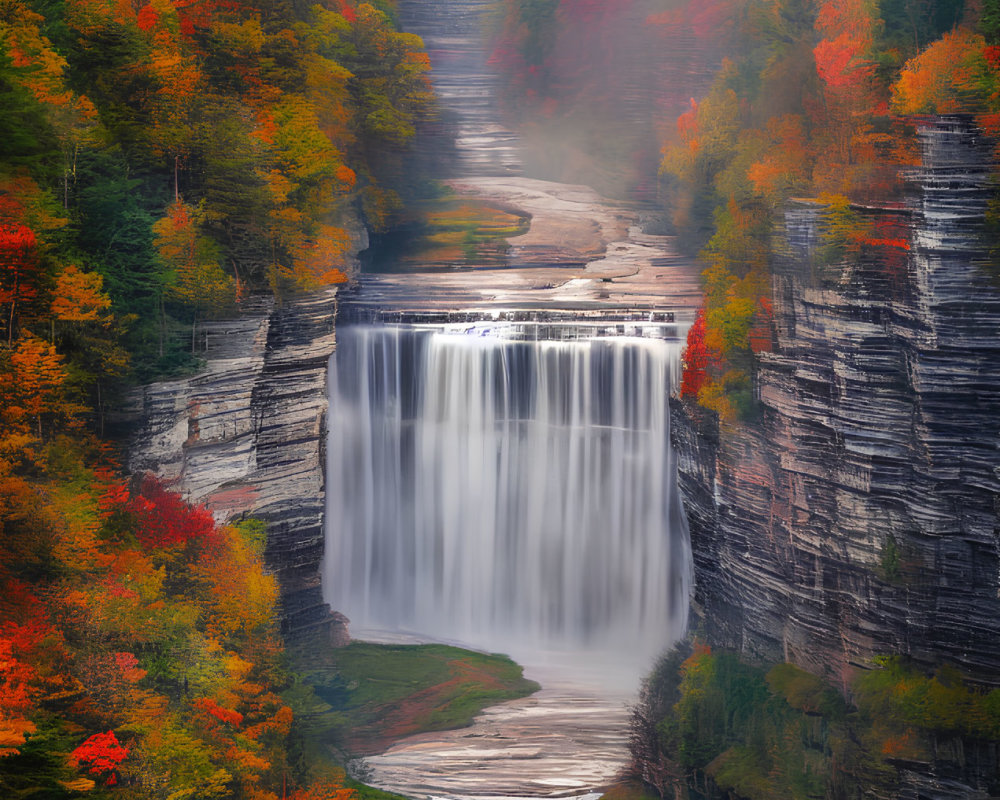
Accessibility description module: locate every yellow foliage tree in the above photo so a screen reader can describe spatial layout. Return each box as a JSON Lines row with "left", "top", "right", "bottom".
{"left": 153, "top": 201, "right": 236, "bottom": 341}
{"left": 51, "top": 265, "right": 111, "bottom": 322}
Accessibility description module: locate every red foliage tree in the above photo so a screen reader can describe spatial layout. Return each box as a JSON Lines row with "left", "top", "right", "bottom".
{"left": 130, "top": 475, "right": 219, "bottom": 550}
{"left": 136, "top": 4, "right": 158, "bottom": 31}
{"left": 0, "top": 223, "right": 39, "bottom": 344}
{"left": 193, "top": 696, "right": 244, "bottom": 728}
{"left": 813, "top": 0, "right": 875, "bottom": 91}
{"left": 681, "top": 308, "right": 712, "bottom": 399}
{"left": 69, "top": 730, "right": 129, "bottom": 785}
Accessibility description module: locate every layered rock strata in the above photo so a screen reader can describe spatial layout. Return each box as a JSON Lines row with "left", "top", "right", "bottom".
{"left": 128, "top": 290, "right": 348, "bottom": 647}
{"left": 675, "top": 115, "right": 1000, "bottom": 795}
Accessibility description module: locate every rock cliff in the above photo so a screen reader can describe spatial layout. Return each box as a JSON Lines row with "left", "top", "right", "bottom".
{"left": 128, "top": 289, "right": 349, "bottom": 647}
{"left": 675, "top": 115, "right": 1000, "bottom": 796}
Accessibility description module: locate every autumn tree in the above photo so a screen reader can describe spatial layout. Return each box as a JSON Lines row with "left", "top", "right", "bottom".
{"left": 289, "top": 777, "right": 358, "bottom": 800}
{"left": 69, "top": 730, "right": 129, "bottom": 786}
{"left": 0, "top": 224, "right": 38, "bottom": 344}
{"left": 0, "top": 0, "right": 102, "bottom": 208}
{"left": 1, "top": 335, "right": 81, "bottom": 442}
{"left": 153, "top": 199, "right": 236, "bottom": 350}
{"left": 137, "top": 0, "right": 208, "bottom": 201}
{"left": 681, "top": 309, "right": 713, "bottom": 399}
{"left": 51, "top": 266, "right": 110, "bottom": 324}
{"left": 891, "top": 28, "right": 996, "bottom": 114}
{"left": 0, "top": 634, "right": 38, "bottom": 758}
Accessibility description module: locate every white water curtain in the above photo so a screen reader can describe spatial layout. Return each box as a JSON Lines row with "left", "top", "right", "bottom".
{"left": 323, "top": 323, "right": 691, "bottom": 662}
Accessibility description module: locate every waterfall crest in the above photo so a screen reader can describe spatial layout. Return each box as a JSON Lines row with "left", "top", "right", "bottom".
{"left": 323, "top": 322, "right": 691, "bottom": 662}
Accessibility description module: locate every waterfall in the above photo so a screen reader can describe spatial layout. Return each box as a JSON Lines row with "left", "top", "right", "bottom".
{"left": 323, "top": 321, "right": 691, "bottom": 663}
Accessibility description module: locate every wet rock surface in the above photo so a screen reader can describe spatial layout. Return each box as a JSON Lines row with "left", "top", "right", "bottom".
{"left": 342, "top": 176, "right": 703, "bottom": 323}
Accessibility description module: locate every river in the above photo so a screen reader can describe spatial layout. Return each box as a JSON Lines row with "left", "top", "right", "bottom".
{"left": 361, "top": 664, "right": 632, "bottom": 800}
{"left": 323, "top": 2, "right": 703, "bottom": 797}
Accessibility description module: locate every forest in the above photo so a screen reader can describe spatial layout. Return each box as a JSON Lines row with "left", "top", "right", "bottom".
{"left": 658, "top": 0, "right": 993, "bottom": 421}
{"left": 0, "top": 0, "right": 440, "bottom": 794}
{"left": 630, "top": 643, "right": 1000, "bottom": 800}
{"left": 4, "top": 0, "right": 1000, "bottom": 797}
{"left": 490, "top": 0, "right": 996, "bottom": 420}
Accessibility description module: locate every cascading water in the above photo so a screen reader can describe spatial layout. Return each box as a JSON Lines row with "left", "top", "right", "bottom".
{"left": 318, "top": 1, "right": 700, "bottom": 795}
{"left": 323, "top": 321, "right": 691, "bottom": 666}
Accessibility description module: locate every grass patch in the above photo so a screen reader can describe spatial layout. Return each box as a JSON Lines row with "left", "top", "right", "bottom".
{"left": 343, "top": 774, "right": 410, "bottom": 800}
{"left": 300, "top": 642, "right": 539, "bottom": 757}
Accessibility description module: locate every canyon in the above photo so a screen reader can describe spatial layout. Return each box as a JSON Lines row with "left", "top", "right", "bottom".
{"left": 125, "top": 3, "right": 1000, "bottom": 798}
{"left": 127, "top": 2, "right": 703, "bottom": 796}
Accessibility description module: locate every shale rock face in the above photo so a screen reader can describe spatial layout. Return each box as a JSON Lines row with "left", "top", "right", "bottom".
{"left": 128, "top": 290, "right": 349, "bottom": 648}
{"left": 676, "top": 115, "right": 1000, "bottom": 794}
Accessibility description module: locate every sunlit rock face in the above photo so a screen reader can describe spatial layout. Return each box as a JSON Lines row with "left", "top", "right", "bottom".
{"left": 679, "top": 115, "right": 1000, "bottom": 685}
{"left": 324, "top": 321, "right": 691, "bottom": 666}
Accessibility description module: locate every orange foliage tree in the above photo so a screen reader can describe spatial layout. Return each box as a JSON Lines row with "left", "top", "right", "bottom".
{"left": 1, "top": 336, "right": 78, "bottom": 442}
{"left": 0, "top": 635, "right": 39, "bottom": 757}
{"left": 891, "top": 28, "right": 996, "bottom": 114}
{"left": 289, "top": 778, "right": 358, "bottom": 800}
{"left": 50, "top": 265, "right": 111, "bottom": 323}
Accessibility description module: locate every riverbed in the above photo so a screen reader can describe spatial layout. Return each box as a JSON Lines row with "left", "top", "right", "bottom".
{"left": 353, "top": 642, "right": 638, "bottom": 800}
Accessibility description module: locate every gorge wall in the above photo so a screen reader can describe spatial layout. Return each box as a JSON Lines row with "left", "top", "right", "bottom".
{"left": 677, "top": 116, "right": 1000, "bottom": 693}
{"left": 127, "top": 289, "right": 349, "bottom": 647}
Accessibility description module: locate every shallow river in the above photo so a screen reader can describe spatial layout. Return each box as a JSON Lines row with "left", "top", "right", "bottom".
{"left": 356, "top": 641, "right": 637, "bottom": 800}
